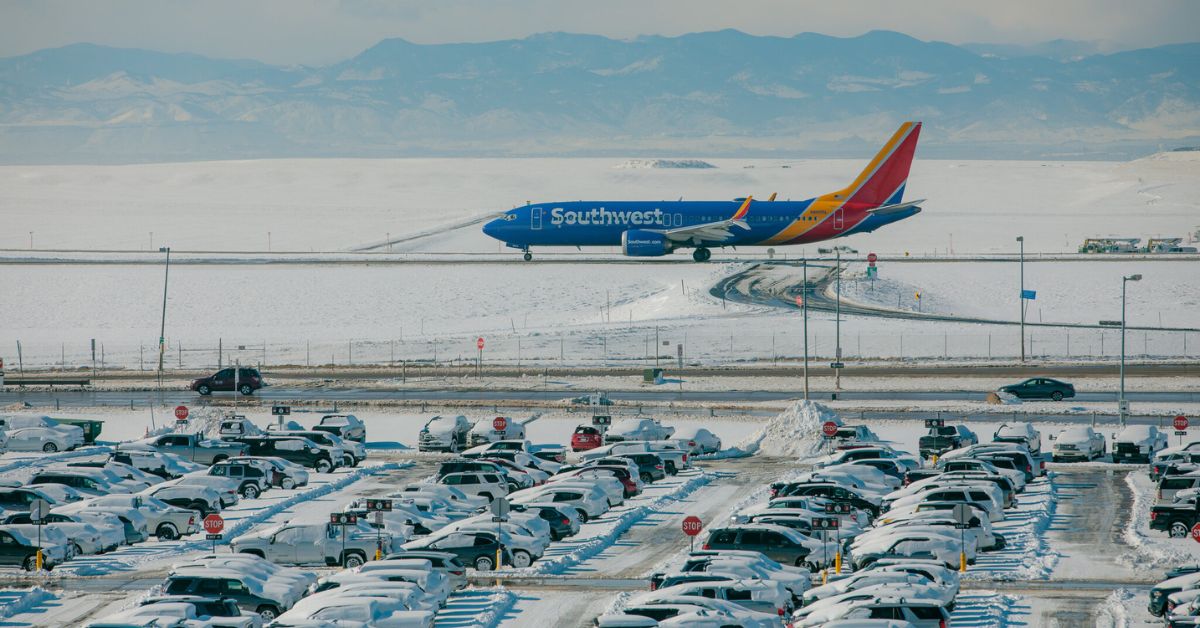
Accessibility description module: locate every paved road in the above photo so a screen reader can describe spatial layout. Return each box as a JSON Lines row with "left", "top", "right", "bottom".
{"left": 3, "top": 387, "right": 1194, "bottom": 407}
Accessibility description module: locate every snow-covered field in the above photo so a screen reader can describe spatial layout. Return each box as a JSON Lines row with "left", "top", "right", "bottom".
{"left": 2, "top": 152, "right": 1197, "bottom": 255}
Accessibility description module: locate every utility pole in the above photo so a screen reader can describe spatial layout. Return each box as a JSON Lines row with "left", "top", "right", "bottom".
{"left": 156, "top": 246, "right": 171, "bottom": 401}
{"left": 1017, "top": 236, "right": 1025, "bottom": 361}
{"left": 835, "top": 248, "right": 842, "bottom": 390}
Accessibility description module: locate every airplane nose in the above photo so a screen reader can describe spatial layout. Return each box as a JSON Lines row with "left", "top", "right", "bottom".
{"left": 483, "top": 218, "right": 502, "bottom": 239}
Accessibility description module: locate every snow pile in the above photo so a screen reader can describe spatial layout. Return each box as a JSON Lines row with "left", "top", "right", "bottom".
{"left": 503, "top": 470, "right": 711, "bottom": 575}
{"left": 443, "top": 587, "right": 518, "bottom": 628}
{"left": 949, "top": 592, "right": 1026, "bottom": 627}
{"left": 728, "top": 401, "right": 842, "bottom": 458}
{"left": 967, "top": 475, "right": 1059, "bottom": 580}
{"left": 0, "top": 587, "right": 54, "bottom": 619}
{"left": 1119, "top": 472, "right": 1200, "bottom": 569}
{"left": 0, "top": 446, "right": 112, "bottom": 480}
{"left": 613, "top": 159, "right": 716, "bottom": 169}
{"left": 987, "top": 391, "right": 1022, "bottom": 405}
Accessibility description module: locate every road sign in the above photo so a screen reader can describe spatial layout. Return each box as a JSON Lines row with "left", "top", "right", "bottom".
{"left": 824, "top": 502, "right": 852, "bottom": 515}
{"left": 795, "top": 295, "right": 804, "bottom": 307}
{"left": 366, "top": 499, "right": 393, "bottom": 512}
{"left": 29, "top": 499, "right": 50, "bottom": 523}
{"left": 490, "top": 497, "right": 510, "bottom": 520}
{"left": 492, "top": 416, "right": 508, "bottom": 431}
{"left": 271, "top": 405, "right": 291, "bottom": 416}
{"left": 681, "top": 516, "right": 703, "bottom": 536}
{"left": 822, "top": 422, "right": 839, "bottom": 438}
{"left": 477, "top": 337, "right": 485, "bottom": 350}
{"left": 206, "top": 533, "right": 222, "bottom": 541}
{"left": 952, "top": 504, "right": 973, "bottom": 528}
{"left": 203, "top": 514, "right": 225, "bottom": 534}
{"left": 592, "top": 415, "right": 612, "bottom": 426}
{"left": 867, "top": 252, "right": 877, "bottom": 263}
{"left": 830, "top": 362, "right": 845, "bottom": 369}
{"left": 1021, "top": 289, "right": 1037, "bottom": 300}
{"left": 1177, "top": 431, "right": 1189, "bottom": 436}
{"left": 924, "top": 418, "right": 945, "bottom": 428}
{"left": 1176, "top": 415, "right": 1190, "bottom": 431}
{"left": 375, "top": 511, "right": 384, "bottom": 526}
{"left": 174, "top": 405, "right": 189, "bottom": 421}
{"left": 812, "top": 517, "right": 839, "bottom": 530}
{"left": 329, "top": 512, "right": 358, "bottom": 525}
{"left": 1193, "top": 523, "right": 1200, "bottom": 544}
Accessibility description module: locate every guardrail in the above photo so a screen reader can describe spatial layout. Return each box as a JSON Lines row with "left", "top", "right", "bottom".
{"left": 2, "top": 378, "right": 91, "bottom": 387}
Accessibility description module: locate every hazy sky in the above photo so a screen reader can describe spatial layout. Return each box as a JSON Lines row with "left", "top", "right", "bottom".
{"left": 3, "top": 0, "right": 1197, "bottom": 65}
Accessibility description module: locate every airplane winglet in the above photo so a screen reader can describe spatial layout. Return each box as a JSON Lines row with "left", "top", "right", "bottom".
{"left": 767, "top": 193, "right": 777, "bottom": 202}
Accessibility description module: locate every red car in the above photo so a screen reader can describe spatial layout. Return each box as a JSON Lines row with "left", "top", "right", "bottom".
{"left": 570, "top": 425, "right": 603, "bottom": 452}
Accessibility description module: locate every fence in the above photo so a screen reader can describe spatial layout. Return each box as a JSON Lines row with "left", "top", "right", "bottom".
{"left": 5, "top": 326, "right": 1196, "bottom": 373}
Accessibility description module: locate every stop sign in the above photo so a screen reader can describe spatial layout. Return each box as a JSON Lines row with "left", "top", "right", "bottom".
{"left": 1176, "top": 415, "right": 1190, "bottom": 431}
{"left": 794, "top": 295, "right": 804, "bottom": 307}
{"left": 867, "top": 252, "right": 878, "bottom": 263}
{"left": 203, "top": 514, "right": 224, "bottom": 534}
{"left": 477, "top": 337, "right": 485, "bottom": 350}
{"left": 174, "top": 405, "right": 189, "bottom": 421}
{"left": 1192, "top": 523, "right": 1200, "bottom": 543}
{"left": 493, "top": 416, "right": 508, "bottom": 431}
{"left": 681, "top": 516, "right": 703, "bottom": 537}
{"left": 822, "top": 421, "right": 839, "bottom": 437}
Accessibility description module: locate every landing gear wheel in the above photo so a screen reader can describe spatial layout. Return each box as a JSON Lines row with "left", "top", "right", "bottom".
{"left": 523, "top": 252, "right": 533, "bottom": 261}
{"left": 692, "top": 247, "right": 711, "bottom": 262}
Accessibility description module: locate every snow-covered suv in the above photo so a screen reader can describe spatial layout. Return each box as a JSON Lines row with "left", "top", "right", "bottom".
{"left": 604, "top": 418, "right": 674, "bottom": 444}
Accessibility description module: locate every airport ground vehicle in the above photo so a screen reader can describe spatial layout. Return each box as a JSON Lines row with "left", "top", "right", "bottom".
{"left": 418, "top": 416, "right": 473, "bottom": 452}
{"left": 999, "top": 377, "right": 1075, "bottom": 401}
{"left": 232, "top": 519, "right": 392, "bottom": 568}
{"left": 127, "top": 433, "right": 249, "bottom": 465}
{"left": 191, "top": 367, "right": 265, "bottom": 396}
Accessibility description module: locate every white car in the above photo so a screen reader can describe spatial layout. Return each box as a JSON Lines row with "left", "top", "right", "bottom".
{"left": 166, "top": 473, "right": 243, "bottom": 507}
{"left": 0, "top": 414, "right": 86, "bottom": 449}
{"left": 850, "top": 530, "right": 975, "bottom": 570}
{"left": 544, "top": 477, "right": 624, "bottom": 507}
{"left": 331, "top": 561, "right": 452, "bottom": 605}
{"left": 2, "top": 510, "right": 123, "bottom": 555}
{"left": 139, "top": 483, "right": 222, "bottom": 516}
{"left": 650, "top": 580, "right": 793, "bottom": 616}
{"left": 672, "top": 427, "right": 722, "bottom": 455}
{"left": 605, "top": 418, "right": 674, "bottom": 443}
{"left": 510, "top": 486, "right": 609, "bottom": 522}
{"left": 87, "top": 600, "right": 260, "bottom": 628}
{"left": 111, "top": 449, "right": 205, "bottom": 479}
{"left": 228, "top": 456, "right": 310, "bottom": 489}
{"left": 316, "top": 414, "right": 367, "bottom": 443}
{"left": 392, "top": 484, "right": 489, "bottom": 510}
{"left": 884, "top": 483, "right": 1005, "bottom": 523}
{"left": 1052, "top": 426, "right": 1106, "bottom": 462}
{"left": 468, "top": 417, "right": 526, "bottom": 446}
{"left": 58, "top": 494, "right": 200, "bottom": 540}
{"left": 437, "top": 472, "right": 509, "bottom": 502}
{"left": 28, "top": 468, "right": 143, "bottom": 496}
{"left": 3, "top": 426, "right": 83, "bottom": 453}
{"left": 275, "top": 594, "right": 434, "bottom": 627}
{"left": 936, "top": 458, "right": 1026, "bottom": 492}
{"left": 993, "top": 422, "right": 1042, "bottom": 456}
{"left": 1112, "top": 425, "right": 1170, "bottom": 464}
{"left": 622, "top": 594, "right": 780, "bottom": 627}
{"left": 669, "top": 551, "right": 813, "bottom": 599}
{"left": 801, "top": 570, "right": 940, "bottom": 606}
{"left": 418, "top": 415, "right": 472, "bottom": 453}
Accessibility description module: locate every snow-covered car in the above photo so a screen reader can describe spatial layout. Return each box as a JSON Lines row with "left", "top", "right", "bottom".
{"left": 232, "top": 518, "right": 393, "bottom": 568}
{"left": 621, "top": 594, "right": 781, "bottom": 627}
{"left": 3, "top": 511, "right": 122, "bottom": 555}
{"left": 274, "top": 595, "right": 434, "bottom": 627}
{"left": 111, "top": 450, "right": 204, "bottom": 479}
{"left": 391, "top": 484, "right": 488, "bottom": 510}
{"left": 883, "top": 483, "right": 1005, "bottom": 522}
{"left": 229, "top": 455, "right": 310, "bottom": 489}
{"left": 28, "top": 468, "right": 141, "bottom": 496}
{"left": 1051, "top": 426, "right": 1106, "bottom": 462}
{"left": 166, "top": 555, "right": 316, "bottom": 621}
{"left": 138, "top": 596, "right": 263, "bottom": 628}
{"left": 58, "top": 493, "right": 200, "bottom": 540}
{"left": 274, "top": 429, "right": 364, "bottom": 468}
{"left": 544, "top": 476, "right": 624, "bottom": 508}
{"left": 793, "top": 595, "right": 951, "bottom": 627}
{"left": 418, "top": 415, "right": 472, "bottom": 452}
{"left": 338, "top": 560, "right": 454, "bottom": 604}
{"left": 801, "top": 570, "right": 941, "bottom": 607}
{"left": 993, "top": 422, "right": 1042, "bottom": 456}
{"left": 137, "top": 482, "right": 220, "bottom": 517}
{"left": 654, "top": 551, "right": 813, "bottom": 599}
{"left": 314, "top": 414, "right": 367, "bottom": 443}
{"left": 649, "top": 579, "right": 793, "bottom": 616}
{"left": 1112, "top": 425, "right": 1170, "bottom": 463}
{"left": 467, "top": 417, "right": 526, "bottom": 446}
{"left": 936, "top": 458, "right": 1025, "bottom": 492}
{"left": 208, "top": 460, "right": 273, "bottom": 499}
{"left": 510, "top": 485, "right": 609, "bottom": 522}
{"left": 0, "top": 525, "right": 67, "bottom": 570}
{"left": 437, "top": 472, "right": 509, "bottom": 502}
{"left": 813, "top": 446, "right": 921, "bottom": 472}
{"left": 87, "top": 600, "right": 260, "bottom": 628}
{"left": 219, "top": 415, "right": 263, "bottom": 439}
{"left": 672, "top": 427, "right": 722, "bottom": 455}
{"left": 849, "top": 530, "right": 975, "bottom": 570}
{"left": 0, "top": 414, "right": 86, "bottom": 448}
{"left": 604, "top": 418, "right": 674, "bottom": 444}
{"left": 832, "top": 425, "right": 880, "bottom": 444}
{"left": 2, "top": 426, "right": 83, "bottom": 453}
{"left": 160, "top": 475, "right": 240, "bottom": 509}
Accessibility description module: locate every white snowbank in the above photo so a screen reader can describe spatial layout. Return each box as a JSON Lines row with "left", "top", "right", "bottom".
{"left": 0, "top": 587, "right": 54, "bottom": 619}
{"left": 729, "top": 400, "right": 841, "bottom": 458}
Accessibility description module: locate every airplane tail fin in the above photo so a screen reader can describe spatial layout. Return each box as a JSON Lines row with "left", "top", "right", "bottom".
{"left": 836, "top": 121, "right": 921, "bottom": 207}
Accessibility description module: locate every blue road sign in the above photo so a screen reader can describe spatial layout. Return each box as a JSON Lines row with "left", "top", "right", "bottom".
{"left": 1021, "top": 290, "right": 1036, "bottom": 300}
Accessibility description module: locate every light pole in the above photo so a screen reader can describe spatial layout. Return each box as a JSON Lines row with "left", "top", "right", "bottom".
{"left": 1016, "top": 236, "right": 1025, "bottom": 361}
{"left": 835, "top": 248, "right": 842, "bottom": 391}
{"left": 1120, "top": 273, "right": 1142, "bottom": 426}
{"left": 156, "top": 247, "right": 171, "bottom": 400}
{"left": 802, "top": 258, "right": 809, "bottom": 400}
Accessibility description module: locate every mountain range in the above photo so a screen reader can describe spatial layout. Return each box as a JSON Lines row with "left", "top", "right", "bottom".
{"left": 1, "top": 29, "right": 1198, "bottom": 163}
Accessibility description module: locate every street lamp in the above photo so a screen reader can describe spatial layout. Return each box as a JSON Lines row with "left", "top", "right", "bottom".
{"left": 157, "top": 246, "right": 171, "bottom": 399}
{"left": 1120, "top": 273, "right": 1142, "bottom": 426}
{"left": 802, "top": 258, "right": 810, "bottom": 400}
{"left": 1016, "top": 236, "right": 1025, "bottom": 362}
{"left": 835, "top": 248, "right": 842, "bottom": 391}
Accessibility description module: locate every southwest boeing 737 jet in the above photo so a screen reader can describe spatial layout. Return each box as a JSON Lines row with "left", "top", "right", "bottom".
{"left": 483, "top": 122, "right": 923, "bottom": 261}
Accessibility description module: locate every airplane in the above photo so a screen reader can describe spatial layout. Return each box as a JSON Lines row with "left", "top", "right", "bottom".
{"left": 482, "top": 122, "right": 923, "bottom": 262}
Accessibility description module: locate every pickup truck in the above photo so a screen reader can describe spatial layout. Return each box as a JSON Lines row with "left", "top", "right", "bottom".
{"left": 604, "top": 418, "right": 674, "bottom": 444}
{"left": 126, "top": 434, "right": 248, "bottom": 465}
{"left": 1151, "top": 491, "right": 1200, "bottom": 538}
{"left": 919, "top": 425, "right": 979, "bottom": 458}
{"left": 232, "top": 519, "right": 392, "bottom": 568}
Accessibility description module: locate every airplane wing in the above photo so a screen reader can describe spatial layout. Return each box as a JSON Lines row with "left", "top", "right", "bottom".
{"left": 867, "top": 199, "right": 924, "bottom": 216}
{"left": 661, "top": 196, "right": 753, "bottom": 243}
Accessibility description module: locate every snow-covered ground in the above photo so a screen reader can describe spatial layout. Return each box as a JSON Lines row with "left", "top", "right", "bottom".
{"left": 2, "top": 153, "right": 1197, "bottom": 255}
